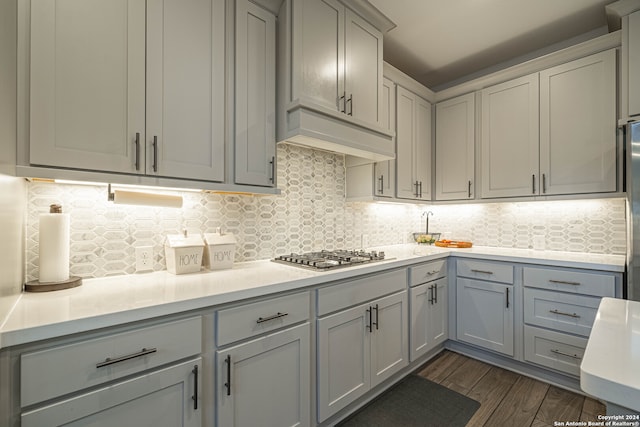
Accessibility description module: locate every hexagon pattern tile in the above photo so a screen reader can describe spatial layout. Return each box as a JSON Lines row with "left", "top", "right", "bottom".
{"left": 25, "top": 144, "right": 627, "bottom": 281}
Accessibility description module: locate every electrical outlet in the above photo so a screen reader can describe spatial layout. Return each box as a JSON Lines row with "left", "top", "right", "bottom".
{"left": 135, "top": 246, "right": 153, "bottom": 272}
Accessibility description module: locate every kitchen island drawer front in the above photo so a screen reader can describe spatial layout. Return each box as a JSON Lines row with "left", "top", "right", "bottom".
{"left": 317, "top": 269, "right": 407, "bottom": 316}
{"left": 523, "top": 267, "right": 615, "bottom": 297}
{"left": 216, "top": 291, "right": 310, "bottom": 346}
{"left": 21, "top": 317, "right": 202, "bottom": 407}
{"left": 524, "top": 288, "right": 600, "bottom": 337}
{"left": 456, "top": 259, "right": 514, "bottom": 284}
{"left": 524, "top": 325, "right": 587, "bottom": 377}
{"left": 409, "top": 259, "right": 447, "bottom": 286}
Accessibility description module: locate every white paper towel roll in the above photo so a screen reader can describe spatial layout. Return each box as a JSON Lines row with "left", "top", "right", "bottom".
{"left": 39, "top": 213, "right": 70, "bottom": 283}
{"left": 113, "top": 190, "right": 183, "bottom": 208}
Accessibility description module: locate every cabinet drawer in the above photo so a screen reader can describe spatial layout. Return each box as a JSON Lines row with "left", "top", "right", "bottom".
{"left": 524, "top": 288, "right": 600, "bottom": 337}
{"left": 523, "top": 267, "right": 615, "bottom": 297}
{"left": 21, "top": 317, "right": 202, "bottom": 407}
{"left": 457, "top": 259, "right": 513, "bottom": 284}
{"left": 524, "top": 325, "right": 587, "bottom": 377}
{"left": 317, "top": 269, "right": 407, "bottom": 316}
{"left": 216, "top": 291, "right": 310, "bottom": 346}
{"left": 409, "top": 259, "right": 447, "bottom": 286}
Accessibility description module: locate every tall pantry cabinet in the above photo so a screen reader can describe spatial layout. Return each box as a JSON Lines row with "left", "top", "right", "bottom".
{"left": 29, "top": 0, "right": 226, "bottom": 182}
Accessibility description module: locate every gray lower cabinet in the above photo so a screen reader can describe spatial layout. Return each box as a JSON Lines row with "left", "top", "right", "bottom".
{"left": 456, "top": 259, "right": 515, "bottom": 357}
{"left": 409, "top": 259, "right": 448, "bottom": 361}
{"left": 316, "top": 289, "right": 408, "bottom": 423}
{"left": 216, "top": 323, "right": 310, "bottom": 427}
{"left": 21, "top": 358, "right": 202, "bottom": 427}
{"left": 522, "top": 265, "right": 617, "bottom": 377}
{"left": 18, "top": 317, "right": 204, "bottom": 427}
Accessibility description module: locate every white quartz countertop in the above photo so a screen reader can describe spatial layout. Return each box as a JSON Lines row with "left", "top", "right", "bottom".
{"left": 581, "top": 297, "right": 640, "bottom": 412}
{"left": 0, "top": 244, "right": 625, "bottom": 350}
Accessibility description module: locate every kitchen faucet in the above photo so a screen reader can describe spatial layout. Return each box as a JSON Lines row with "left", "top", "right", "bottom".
{"left": 422, "top": 211, "right": 433, "bottom": 234}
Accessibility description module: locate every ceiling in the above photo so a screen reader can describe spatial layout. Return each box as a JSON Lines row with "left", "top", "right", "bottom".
{"left": 368, "top": 0, "right": 614, "bottom": 91}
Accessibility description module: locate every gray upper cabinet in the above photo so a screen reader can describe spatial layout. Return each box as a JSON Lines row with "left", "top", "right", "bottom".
{"left": 435, "top": 93, "right": 475, "bottom": 201}
{"left": 480, "top": 73, "right": 540, "bottom": 199}
{"left": 146, "top": 0, "right": 226, "bottom": 182}
{"left": 276, "top": 0, "right": 395, "bottom": 161}
{"left": 539, "top": 49, "right": 616, "bottom": 195}
{"left": 29, "top": 0, "right": 225, "bottom": 182}
{"left": 235, "top": 0, "right": 277, "bottom": 187}
{"left": 29, "top": 0, "right": 146, "bottom": 174}
{"left": 396, "top": 86, "right": 432, "bottom": 201}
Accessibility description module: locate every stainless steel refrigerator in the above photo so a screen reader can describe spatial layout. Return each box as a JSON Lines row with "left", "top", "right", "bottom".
{"left": 626, "top": 120, "right": 640, "bottom": 301}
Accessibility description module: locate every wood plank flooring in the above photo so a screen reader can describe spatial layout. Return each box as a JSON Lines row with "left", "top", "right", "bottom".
{"left": 416, "top": 351, "right": 605, "bottom": 427}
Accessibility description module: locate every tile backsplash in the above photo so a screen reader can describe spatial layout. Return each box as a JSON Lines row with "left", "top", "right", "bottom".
{"left": 25, "top": 144, "right": 627, "bottom": 281}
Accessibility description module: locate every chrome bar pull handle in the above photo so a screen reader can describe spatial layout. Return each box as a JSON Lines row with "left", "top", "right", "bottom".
{"left": 549, "top": 279, "right": 581, "bottom": 286}
{"left": 152, "top": 135, "right": 158, "bottom": 172}
{"left": 256, "top": 312, "right": 288, "bottom": 324}
{"left": 434, "top": 283, "right": 438, "bottom": 304}
{"left": 468, "top": 180, "right": 472, "bottom": 198}
{"left": 366, "top": 307, "right": 372, "bottom": 332}
{"left": 428, "top": 285, "right": 434, "bottom": 304}
{"left": 542, "top": 173, "right": 547, "bottom": 193}
{"left": 378, "top": 175, "right": 384, "bottom": 194}
{"left": 419, "top": 181, "right": 423, "bottom": 198}
{"left": 339, "top": 92, "right": 346, "bottom": 113}
{"left": 269, "top": 156, "right": 275, "bottom": 183}
{"left": 549, "top": 309, "right": 581, "bottom": 318}
{"left": 224, "top": 355, "right": 231, "bottom": 396}
{"left": 532, "top": 174, "right": 536, "bottom": 194}
{"left": 96, "top": 347, "right": 157, "bottom": 368}
{"left": 134, "top": 132, "right": 140, "bottom": 171}
{"left": 347, "top": 94, "right": 353, "bottom": 116}
{"left": 506, "top": 287, "right": 510, "bottom": 309}
{"left": 192, "top": 365, "right": 199, "bottom": 410}
{"left": 550, "top": 349, "right": 582, "bottom": 360}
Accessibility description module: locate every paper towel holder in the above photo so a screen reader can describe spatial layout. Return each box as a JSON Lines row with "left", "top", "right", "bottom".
{"left": 107, "top": 184, "right": 183, "bottom": 208}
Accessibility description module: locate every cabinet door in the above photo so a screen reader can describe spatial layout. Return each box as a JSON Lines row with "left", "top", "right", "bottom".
{"left": 147, "top": 0, "right": 225, "bottom": 181}
{"left": 539, "top": 50, "right": 616, "bottom": 195}
{"left": 217, "top": 323, "right": 310, "bottom": 427}
{"left": 370, "top": 292, "right": 408, "bottom": 388}
{"left": 295, "top": 0, "right": 344, "bottom": 112}
{"left": 29, "top": 0, "right": 146, "bottom": 174}
{"left": 410, "top": 279, "right": 447, "bottom": 361}
{"left": 457, "top": 278, "right": 514, "bottom": 356}
{"left": 415, "top": 96, "right": 432, "bottom": 200}
{"left": 630, "top": 10, "right": 640, "bottom": 117}
{"left": 21, "top": 358, "right": 201, "bottom": 427}
{"left": 397, "top": 87, "right": 431, "bottom": 200}
{"left": 481, "top": 74, "right": 539, "bottom": 198}
{"left": 436, "top": 93, "right": 475, "bottom": 200}
{"left": 396, "top": 86, "right": 417, "bottom": 199}
{"left": 429, "top": 279, "right": 448, "bottom": 348}
{"left": 317, "top": 303, "right": 370, "bottom": 422}
{"left": 344, "top": 9, "right": 383, "bottom": 127}
{"left": 374, "top": 77, "right": 396, "bottom": 197}
{"left": 235, "top": 0, "right": 277, "bottom": 186}
{"left": 409, "top": 283, "right": 430, "bottom": 361}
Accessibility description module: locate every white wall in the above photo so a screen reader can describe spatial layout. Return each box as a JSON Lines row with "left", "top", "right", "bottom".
{"left": 0, "top": 176, "right": 26, "bottom": 321}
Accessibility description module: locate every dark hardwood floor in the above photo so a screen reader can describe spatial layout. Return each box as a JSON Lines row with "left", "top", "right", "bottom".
{"left": 415, "top": 350, "right": 605, "bottom": 427}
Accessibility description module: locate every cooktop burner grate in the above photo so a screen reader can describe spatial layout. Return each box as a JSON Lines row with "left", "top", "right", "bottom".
{"left": 273, "top": 249, "right": 386, "bottom": 270}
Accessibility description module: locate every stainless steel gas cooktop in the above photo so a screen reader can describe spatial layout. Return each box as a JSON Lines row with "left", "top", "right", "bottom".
{"left": 273, "top": 250, "right": 386, "bottom": 270}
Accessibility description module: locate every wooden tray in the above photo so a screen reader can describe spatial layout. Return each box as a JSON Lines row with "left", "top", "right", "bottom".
{"left": 434, "top": 240, "right": 473, "bottom": 248}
